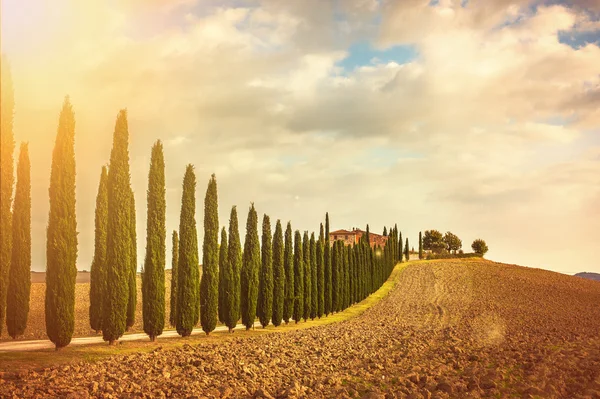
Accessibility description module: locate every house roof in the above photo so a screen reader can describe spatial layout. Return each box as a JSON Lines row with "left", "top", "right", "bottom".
{"left": 329, "top": 229, "right": 357, "bottom": 235}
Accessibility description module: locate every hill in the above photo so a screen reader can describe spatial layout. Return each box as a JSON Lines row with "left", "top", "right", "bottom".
{"left": 575, "top": 272, "right": 600, "bottom": 281}
{"left": 2, "top": 259, "right": 600, "bottom": 398}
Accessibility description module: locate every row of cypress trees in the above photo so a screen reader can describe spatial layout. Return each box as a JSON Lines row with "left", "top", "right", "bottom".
{"left": 0, "top": 67, "right": 406, "bottom": 345}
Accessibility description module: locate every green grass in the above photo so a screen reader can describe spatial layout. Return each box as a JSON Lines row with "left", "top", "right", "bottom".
{"left": 0, "top": 262, "right": 408, "bottom": 374}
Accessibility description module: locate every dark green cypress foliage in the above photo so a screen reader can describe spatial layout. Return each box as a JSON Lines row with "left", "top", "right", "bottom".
{"left": 353, "top": 244, "right": 360, "bottom": 303}
{"left": 169, "top": 231, "right": 179, "bottom": 327}
{"left": 271, "top": 220, "right": 284, "bottom": 327}
{"left": 302, "top": 231, "right": 311, "bottom": 321}
{"left": 316, "top": 224, "right": 325, "bottom": 318}
{"left": 176, "top": 165, "right": 199, "bottom": 337}
{"left": 394, "top": 225, "right": 399, "bottom": 262}
{"left": 339, "top": 243, "right": 345, "bottom": 310}
{"left": 103, "top": 110, "right": 133, "bottom": 344}
{"left": 224, "top": 206, "right": 242, "bottom": 332}
{"left": 331, "top": 241, "right": 339, "bottom": 313}
{"left": 324, "top": 213, "right": 332, "bottom": 316}
{"left": 0, "top": 56, "right": 15, "bottom": 337}
{"left": 419, "top": 231, "right": 423, "bottom": 260}
{"left": 383, "top": 226, "right": 387, "bottom": 236}
{"left": 404, "top": 237, "right": 410, "bottom": 262}
{"left": 292, "top": 230, "right": 304, "bottom": 323}
{"left": 349, "top": 244, "right": 354, "bottom": 304}
{"left": 126, "top": 190, "right": 137, "bottom": 330}
{"left": 399, "top": 232, "right": 403, "bottom": 263}
{"left": 282, "top": 222, "right": 294, "bottom": 323}
{"left": 218, "top": 227, "right": 228, "bottom": 324}
{"left": 89, "top": 166, "right": 108, "bottom": 333}
{"left": 45, "top": 97, "right": 78, "bottom": 349}
{"left": 6, "top": 143, "right": 30, "bottom": 338}
{"left": 142, "top": 141, "right": 166, "bottom": 341}
{"left": 200, "top": 174, "right": 219, "bottom": 335}
{"left": 345, "top": 244, "right": 351, "bottom": 309}
{"left": 257, "top": 214, "right": 273, "bottom": 328}
{"left": 241, "top": 204, "right": 260, "bottom": 330}
{"left": 310, "top": 233, "right": 317, "bottom": 319}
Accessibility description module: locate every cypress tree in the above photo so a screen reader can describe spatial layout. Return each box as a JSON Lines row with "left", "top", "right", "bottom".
{"left": 200, "top": 174, "right": 219, "bottom": 335}
{"left": 419, "top": 231, "right": 423, "bottom": 260}
{"left": 46, "top": 97, "right": 78, "bottom": 349}
{"left": 282, "top": 222, "right": 294, "bottom": 323}
{"left": 399, "top": 232, "right": 403, "bottom": 263}
{"left": 302, "top": 231, "right": 311, "bottom": 321}
{"left": 394, "top": 225, "right": 399, "bottom": 262}
{"left": 102, "top": 110, "right": 131, "bottom": 344}
{"left": 169, "top": 231, "right": 179, "bottom": 327}
{"left": 126, "top": 190, "right": 137, "bottom": 330}
{"left": 324, "top": 213, "right": 332, "bottom": 316}
{"left": 241, "top": 204, "right": 260, "bottom": 330}
{"left": 0, "top": 56, "right": 15, "bottom": 337}
{"left": 292, "top": 230, "right": 304, "bottom": 323}
{"left": 257, "top": 215, "right": 273, "bottom": 328}
{"left": 331, "top": 240, "right": 339, "bottom": 313}
{"left": 345, "top": 244, "right": 351, "bottom": 309}
{"left": 404, "top": 237, "right": 410, "bottom": 262}
{"left": 89, "top": 166, "right": 108, "bottom": 333}
{"left": 224, "top": 206, "right": 242, "bottom": 332}
{"left": 142, "top": 141, "right": 166, "bottom": 341}
{"left": 310, "top": 233, "right": 317, "bottom": 319}
{"left": 218, "top": 227, "right": 228, "bottom": 324}
{"left": 6, "top": 143, "right": 31, "bottom": 338}
{"left": 176, "top": 165, "right": 199, "bottom": 337}
{"left": 271, "top": 220, "right": 284, "bottom": 327}
{"left": 316, "top": 224, "right": 325, "bottom": 318}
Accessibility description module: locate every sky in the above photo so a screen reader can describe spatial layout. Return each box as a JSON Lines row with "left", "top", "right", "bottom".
{"left": 1, "top": 0, "right": 599, "bottom": 274}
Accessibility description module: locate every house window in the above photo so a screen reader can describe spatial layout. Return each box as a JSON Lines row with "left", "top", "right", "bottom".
{"left": 334, "top": 235, "right": 338, "bottom": 239}
{"left": 345, "top": 235, "right": 348, "bottom": 240}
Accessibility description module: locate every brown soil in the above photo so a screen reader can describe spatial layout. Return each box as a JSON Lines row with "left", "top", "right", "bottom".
{"left": 2, "top": 258, "right": 600, "bottom": 398}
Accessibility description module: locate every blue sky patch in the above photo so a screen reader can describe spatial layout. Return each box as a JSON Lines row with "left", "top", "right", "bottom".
{"left": 337, "top": 42, "right": 418, "bottom": 72}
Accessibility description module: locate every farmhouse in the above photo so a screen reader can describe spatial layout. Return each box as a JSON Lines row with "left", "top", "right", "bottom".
{"left": 329, "top": 228, "right": 388, "bottom": 248}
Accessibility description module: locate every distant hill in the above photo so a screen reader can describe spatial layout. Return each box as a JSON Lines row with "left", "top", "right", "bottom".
{"left": 575, "top": 272, "right": 600, "bottom": 281}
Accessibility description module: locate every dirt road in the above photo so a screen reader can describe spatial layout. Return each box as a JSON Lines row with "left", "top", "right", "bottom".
{"left": 2, "top": 258, "right": 600, "bottom": 398}
{"left": 0, "top": 322, "right": 261, "bottom": 352}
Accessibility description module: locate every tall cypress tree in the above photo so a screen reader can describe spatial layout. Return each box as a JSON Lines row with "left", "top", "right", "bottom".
{"left": 257, "top": 215, "right": 273, "bottom": 328}
{"left": 302, "top": 231, "right": 311, "bottom": 321}
{"left": 0, "top": 56, "right": 15, "bottom": 337}
{"left": 271, "top": 220, "right": 284, "bottom": 327}
{"left": 419, "top": 231, "right": 423, "bottom": 260}
{"left": 343, "top": 244, "right": 351, "bottom": 310}
{"left": 176, "top": 165, "right": 199, "bottom": 337}
{"left": 223, "top": 206, "right": 242, "bottom": 332}
{"left": 316, "top": 224, "right": 325, "bottom": 318}
{"left": 200, "top": 174, "right": 219, "bottom": 335}
{"left": 404, "top": 237, "right": 409, "bottom": 262}
{"left": 241, "top": 204, "right": 260, "bottom": 330}
{"left": 293, "top": 230, "right": 304, "bottom": 323}
{"left": 169, "top": 231, "right": 179, "bottom": 327}
{"left": 331, "top": 240, "right": 339, "bottom": 313}
{"left": 142, "top": 141, "right": 166, "bottom": 341}
{"left": 6, "top": 143, "right": 30, "bottom": 338}
{"left": 310, "top": 233, "right": 317, "bottom": 319}
{"left": 89, "top": 166, "right": 108, "bottom": 333}
{"left": 46, "top": 97, "right": 78, "bottom": 349}
{"left": 126, "top": 190, "right": 137, "bottom": 330}
{"left": 102, "top": 110, "right": 131, "bottom": 344}
{"left": 324, "top": 213, "right": 332, "bottom": 316}
{"left": 218, "top": 227, "right": 228, "bottom": 324}
{"left": 282, "top": 222, "right": 294, "bottom": 323}
{"left": 399, "top": 232, "right": 403, "bottom": 263}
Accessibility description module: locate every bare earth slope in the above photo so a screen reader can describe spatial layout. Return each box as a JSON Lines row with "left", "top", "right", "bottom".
{"left": 2, "top": 258, "right": 600, "bottom": 398}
